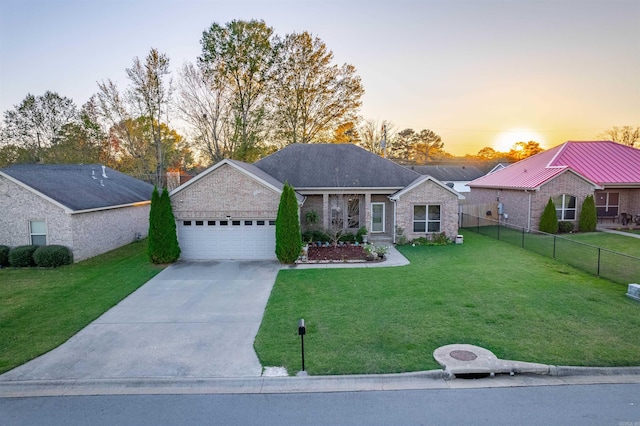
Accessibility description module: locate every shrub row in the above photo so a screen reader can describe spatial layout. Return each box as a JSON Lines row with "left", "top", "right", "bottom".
{"left": 0, "top": 245, "right": 72, "bottom": 268}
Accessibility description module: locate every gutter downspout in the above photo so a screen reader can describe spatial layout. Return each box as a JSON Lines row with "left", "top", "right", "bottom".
{"left": 526, "top": 190, "right": 532, "bottom": 231}
{"left": 392, "top": 198, "right": 397, "bottom": 244}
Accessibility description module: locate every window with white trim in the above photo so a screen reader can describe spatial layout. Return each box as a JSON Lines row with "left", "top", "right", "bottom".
{"left": 30, "top": 220, "right": 47, "bottom": 246}
{"left": 553, "top": 194, "right": 576, "bottom": 220}
{"left": 413, "top": 205, "right": 441, "bottom": 233}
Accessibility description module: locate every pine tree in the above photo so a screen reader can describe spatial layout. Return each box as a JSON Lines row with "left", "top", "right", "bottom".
{"left": 148, "top": 186, "right": 181, "bottom": 263}
{"left": 275, "top": 182, "right": 302, "bottom": 263}
{"left": 539, "top": 197, "right": 559, "bottom": 234}
{"left": 579, "top": 194, "right": 597, "bottom": 232}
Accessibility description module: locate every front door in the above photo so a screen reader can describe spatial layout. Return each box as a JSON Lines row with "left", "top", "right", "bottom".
{"left": 371, "top": 202, "right": 385, "bottom": 233}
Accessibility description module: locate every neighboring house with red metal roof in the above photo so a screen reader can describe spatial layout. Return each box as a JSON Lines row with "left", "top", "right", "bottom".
{"left": 466, "top": 141, "right": 640, "bottom": 231}
{"left": 0, "top": 164, "right": 154, "bottom": 262}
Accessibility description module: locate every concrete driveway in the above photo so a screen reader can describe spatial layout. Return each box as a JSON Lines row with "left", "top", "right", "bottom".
{"left": 1, "top": 261, "right": 281, "bottom": 381}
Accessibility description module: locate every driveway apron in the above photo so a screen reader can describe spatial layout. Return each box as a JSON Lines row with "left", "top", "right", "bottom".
{"left": 1, "top": 261, "right": 281, "bottom": 380}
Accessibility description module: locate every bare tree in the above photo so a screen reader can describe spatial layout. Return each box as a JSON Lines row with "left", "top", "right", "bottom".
{"left": 598, "top": 126, "right": 640, "bottom": 147}
{"left": 357, "top": 119, "right": 396, "bottom": 155}
{"left": 177, "top": 62, "right": 235, "bottom": 163}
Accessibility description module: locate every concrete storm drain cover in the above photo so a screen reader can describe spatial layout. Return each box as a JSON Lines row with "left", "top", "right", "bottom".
{"left": 449, "top": 350, "right": 477, "bottom": 361}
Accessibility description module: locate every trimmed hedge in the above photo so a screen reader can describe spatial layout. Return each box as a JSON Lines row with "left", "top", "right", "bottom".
{"left": 558, "top": 221, "right": 574, "bottom": 233}
{"left": 33, "top": 245, "right": 72, "bottom": 267}
{"left": 0, "top": 245, "right": 9, "bottom": 267}
{"left": 9, "top": 245, "right": 38, "bottom": 267}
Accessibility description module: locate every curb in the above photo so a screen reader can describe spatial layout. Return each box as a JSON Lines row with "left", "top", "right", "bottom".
{"left": 1, "top": 367, "right": 639, "bottom": 398}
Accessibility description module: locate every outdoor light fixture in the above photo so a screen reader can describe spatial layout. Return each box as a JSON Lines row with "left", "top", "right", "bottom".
{"left": 226, "top": 215, "right": 231, "bottom": 220}
{"left": 298, "top": 319, "right": 306, "bottom": 372}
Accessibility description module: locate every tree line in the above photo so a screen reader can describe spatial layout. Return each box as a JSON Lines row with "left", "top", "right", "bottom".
{"left": 2, "top": 19, "right": 638, "bottom": 184}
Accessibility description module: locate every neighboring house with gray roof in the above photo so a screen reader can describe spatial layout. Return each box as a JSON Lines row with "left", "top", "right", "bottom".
{"left": 0, "top": 164, "right": 154, "bottom": 262}
{"left": 170, "top": 144, "right": 463, "bottom": 260}
{"left": 407, "top": 164, "right": 485, "bottom": 193}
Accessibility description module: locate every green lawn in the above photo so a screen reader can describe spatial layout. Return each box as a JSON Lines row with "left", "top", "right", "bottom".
{"left": 255, "top": 231, "right": 640, "bottom": 375}
{"left": 561, "top": 231, "right": 640, "bottom": 257}
{"left": 0, "top": 241, "right": 164, "bottom": 374}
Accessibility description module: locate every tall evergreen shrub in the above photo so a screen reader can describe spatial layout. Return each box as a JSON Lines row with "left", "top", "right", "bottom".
{"left": 539, "top": 197, "right": 559, "bottom": 234}
{"left": 275, "top": 182, "right": 302, "bottom": 263}
{"left": 148, "top": 186, "right": 181, "bottom": 264}
{"left": 579, "top": 194, "right": 597, "bottom": 232}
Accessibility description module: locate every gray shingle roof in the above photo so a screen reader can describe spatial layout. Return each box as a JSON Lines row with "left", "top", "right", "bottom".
{"left": 254, "top": 144, "right": 420, "bottom": 188}
{"left": 408, "top": 165, "right": 485, "bottom": 181}
{"left": 0, "top": 164, "right": 154, "bottom": 211}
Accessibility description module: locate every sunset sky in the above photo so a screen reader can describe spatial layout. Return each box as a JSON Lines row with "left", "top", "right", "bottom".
{"left": 1, "top": 0, "right": 638, "bottom": 156}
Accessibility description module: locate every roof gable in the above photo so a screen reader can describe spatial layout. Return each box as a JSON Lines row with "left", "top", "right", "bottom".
{"left": 170, "top": 159, "right": 304, "bottom": 203}
{"left": 0, "top": 164, "right": 154, "bottom": 212}
{"left": 390, "top": 175, "right": 465, "bottom": 200}
{"left": 468, "top": 141, "right": 637, "bottom": 189}
{"left": 254, "top": 144, "right": 420, "bottom": 188}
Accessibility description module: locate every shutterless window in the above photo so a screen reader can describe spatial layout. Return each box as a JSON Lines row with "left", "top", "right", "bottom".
{"left": 207, "top": 221, "right": 215, "bottom": 226}
{"left": 232, "top": 220, "right": 241, "bottom": 226}
{"left": 195, "top": 220, "right": 204, "bottom": 226}
{"left": 257, "top": 220, "right": 265, "bottom": 225}
{"left": 219, "top": 220, "right": 228, "bottom": 226}
{"left": 244, "top": 221, "right": 253, "bottom": 226}
{"left": 183, "top": 220, "right": 192, "bottom": 226}
{"left": 413, "top": 205, "right": 441, "bottom": 233}
{"left": 30, "top": 221, "right": 46, "bottom": 246}
{"left": 554, "top": 194, "right": 576, "bottom": 220}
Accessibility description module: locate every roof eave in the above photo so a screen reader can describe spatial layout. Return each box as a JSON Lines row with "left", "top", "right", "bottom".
{"left": 69, "top": 200, "right": 151, "bottom": 215}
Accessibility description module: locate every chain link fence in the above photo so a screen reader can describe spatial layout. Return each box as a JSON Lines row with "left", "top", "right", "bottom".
{"left": 460, "top": 213, "right": 640, "bottom": 285}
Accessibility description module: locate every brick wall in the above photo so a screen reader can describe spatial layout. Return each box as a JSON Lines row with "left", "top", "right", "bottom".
{"left": 71, "top": 204, "right": 150, "bottom": 262}
{"left": 395, "top": 180, "right": 459, "bottom": 240}
{"left": 171, "top": 164, "right": 281, "bottom": 220}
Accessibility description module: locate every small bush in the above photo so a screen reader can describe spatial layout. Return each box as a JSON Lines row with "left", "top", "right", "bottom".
{"left": 33, "top": 245, "right": 72, "bottom": 267}
{"left": 558, "top": 221, "right": 574, "bottom": 233}
{"left": 0, "top": 245, "right": 9, "bottom": 267}
{"left": 339, "top": 232, "right": 356, "bottom": 243}
{"left": 9, "top": 245, "right": 38, "bottom": 267}
{"left": 356, "top": 227, "right": 368, "bottom": 243}
{"left": 302, "top": 229, "right": 331, "bottom": 244}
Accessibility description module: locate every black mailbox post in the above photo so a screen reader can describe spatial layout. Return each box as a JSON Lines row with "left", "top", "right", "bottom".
{"left": 298, "top": 319, "right": 306, "bottom": 371}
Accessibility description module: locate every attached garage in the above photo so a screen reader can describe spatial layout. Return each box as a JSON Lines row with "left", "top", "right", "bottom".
{"left": 170, "top": 159, "right": 302, "bottom": 261}
{"left": 177, "top": 219, "right": 276, "bottom": 260}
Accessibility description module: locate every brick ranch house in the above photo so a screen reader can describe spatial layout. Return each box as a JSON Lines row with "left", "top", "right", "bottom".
{"left": 170, "top": 144, "right": 464, "bottom": 260}
{"left": 466, "top": 141, "right": 640, "bottom": 231}
{"left": 0, "top": 164, "right": 154, "bottom": 262}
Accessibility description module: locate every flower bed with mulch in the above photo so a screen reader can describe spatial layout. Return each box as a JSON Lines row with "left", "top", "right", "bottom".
{"left": 306, "top": 245, "right": 367, "bottom": 261}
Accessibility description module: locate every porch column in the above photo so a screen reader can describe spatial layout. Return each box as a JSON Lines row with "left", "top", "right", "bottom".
{"left": 364, "top": 193, "right": 371, "bottom": 231}
{"left": 322, "top": 193, "right": 329, "bottom": 230}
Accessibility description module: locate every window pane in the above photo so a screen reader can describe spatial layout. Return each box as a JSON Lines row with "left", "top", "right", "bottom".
{"left": 195, "top": 220, "right": 203, "bottom": 226}
{"left": 413, "top": 222, "right": 426, "bottom": 233}
{"left": 208, "top": 221, "right": 215, "bottom": 226}
{"left": 414, "top": 205, "right": 426, "bottom": 220}
{"left": 30, "top": 221, "right": 46, "bottom": 234}
{"left": 428, "top": 205, "right": 441, "bottom": 220}
{"left": 608, "top": 193, "right": 619, "bottom": 205}
{"left": 183, "top": 221, "right": 192, "bottom": 226}
{"left": 566, "top": 196, "right": 576, "bottom": 209}
{"left": 565, "top": 210, "right": 575, "bottom": 220}
{"left": 427, "top": 222, "right": 441, "bottom": 233}
{"left": 31, "top": 235, "right": 46, "bottom": 246}
{"left": 595, "top": 194, "right": 606, "bottom": 206}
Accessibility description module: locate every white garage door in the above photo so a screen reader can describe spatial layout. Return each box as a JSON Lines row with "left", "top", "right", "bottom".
{"left": 177, "top": 219, "right": 277, "bottom": 260}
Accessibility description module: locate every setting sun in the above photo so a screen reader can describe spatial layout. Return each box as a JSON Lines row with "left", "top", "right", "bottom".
{"left": 494, "top": 129, "right": 546, "bottom": 152}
